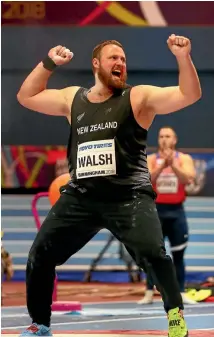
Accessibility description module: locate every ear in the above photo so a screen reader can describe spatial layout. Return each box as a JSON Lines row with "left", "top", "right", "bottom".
{"left": 92, "top": 58, "right": 100, "bottom": 71}
{"left": 173, "top": 136, "right": 177, "bottom": 146}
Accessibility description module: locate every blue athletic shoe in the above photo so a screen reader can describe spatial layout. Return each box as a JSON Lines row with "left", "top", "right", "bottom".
{"left": 19, "top": 323, "right": 52, "bottom": 336}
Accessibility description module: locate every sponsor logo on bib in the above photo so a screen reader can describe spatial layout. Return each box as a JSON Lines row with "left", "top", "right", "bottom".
{"left": 156, "top": 173, "right": 178, "bottom": 194}
{"left": 76, "top": 139, "right": 116, "bottom": 179}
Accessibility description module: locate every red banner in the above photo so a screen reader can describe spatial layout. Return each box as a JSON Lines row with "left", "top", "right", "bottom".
{"left": 2, "top": 1, "right": 214, "bottom": 26}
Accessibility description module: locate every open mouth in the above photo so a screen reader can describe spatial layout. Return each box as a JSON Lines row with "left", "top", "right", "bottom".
{"left": 112, "top": 70, "right": 121, "bottom": 78}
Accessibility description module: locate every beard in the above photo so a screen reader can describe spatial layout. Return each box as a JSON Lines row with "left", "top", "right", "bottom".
{"left": 97, "top": 65, "right": 128, "bottom": 92}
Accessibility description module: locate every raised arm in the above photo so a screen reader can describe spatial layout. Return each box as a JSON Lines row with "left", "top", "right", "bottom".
{"left": 17, "top": 45, "right": 74, "bottom": 117}
{"left": 132, "top": 35, "right": 202, "bottom": 120}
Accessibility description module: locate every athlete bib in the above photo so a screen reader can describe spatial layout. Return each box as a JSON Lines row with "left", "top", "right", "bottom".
{"left": 76, "top": 139, "right": 116, "bottom": 179}
{"left": 156, "top": 173, "right": 178, "bottom": 194}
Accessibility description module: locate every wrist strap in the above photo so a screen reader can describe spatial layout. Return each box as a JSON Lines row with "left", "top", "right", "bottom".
{"left": 42, "top": 56, "right": 57, "bottom": 71}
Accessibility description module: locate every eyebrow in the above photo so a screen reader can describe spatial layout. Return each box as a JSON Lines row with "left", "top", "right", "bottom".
{"left": 109, "top": 54, "right": 126, "bottom": 62}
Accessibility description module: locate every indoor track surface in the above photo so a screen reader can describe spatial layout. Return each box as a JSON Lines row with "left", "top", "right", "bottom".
{"left": 2, "top": 300, "right": 214, "bottom": 336}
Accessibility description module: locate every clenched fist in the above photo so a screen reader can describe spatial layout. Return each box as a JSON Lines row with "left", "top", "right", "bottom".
{"left": 162, "top": 148, "right": 175, "bottom": 167}
{"left": 167, "top": 34, "right": 191, "bottom": 57}
{"left": 48, "top": 45, "right": 74, "bottom": 66}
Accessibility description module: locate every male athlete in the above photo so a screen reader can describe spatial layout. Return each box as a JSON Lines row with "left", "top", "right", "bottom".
{"left": 17, "top": 35, "right": 201, "bottom": 336}
{"left": 138, "top": 127, "right": 197, "bottom": 306}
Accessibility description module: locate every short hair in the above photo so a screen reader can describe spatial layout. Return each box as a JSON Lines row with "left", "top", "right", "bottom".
{"left": 92, "top": 40, "right": 124, "bottom": 73}
{"left": 92, "top": 40, "right": 124, "bottom": 60}
{"left": 159, "top": 126, "right": 177, "bottom": 138}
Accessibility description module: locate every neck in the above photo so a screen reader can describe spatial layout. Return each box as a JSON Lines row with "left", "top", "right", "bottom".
{"left": 90, "top": 81, "right": 114, "bottom": 97}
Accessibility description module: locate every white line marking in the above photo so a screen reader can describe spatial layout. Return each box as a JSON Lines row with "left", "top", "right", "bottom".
{"left": 7, "top": 264, "right": 214, "bottom": 272}
{"left": 8, "top": 252, "right": 214, "bottom": 259}
{"left": 2, "top": 302, "right": 214, "bottom": 310}
{"left": 3, "top": 228, "right": 214, "bottom": 235}
{"left": 4, "top": 241, "right": 214, "bottom": 247}
{"left": 2, "top": 313, "right": 214, "bottom": 330}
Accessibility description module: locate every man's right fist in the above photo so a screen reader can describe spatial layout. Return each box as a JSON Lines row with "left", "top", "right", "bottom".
{"left": 48, "top": 45, "right": 74, "bottom": 65}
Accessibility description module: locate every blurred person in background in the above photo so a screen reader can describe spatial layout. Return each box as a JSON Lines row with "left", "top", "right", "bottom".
{"left": 138, "top": 127, "right": 197, "bottom": 305}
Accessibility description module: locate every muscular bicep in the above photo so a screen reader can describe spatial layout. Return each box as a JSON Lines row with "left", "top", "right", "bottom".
{"left": 17, "top": 88, "right": 70, "bottom": 117}
{"left": 145, "top": 85, "right": 196, "bottom": 115}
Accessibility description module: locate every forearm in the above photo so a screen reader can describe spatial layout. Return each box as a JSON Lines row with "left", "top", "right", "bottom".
{"left": 17, "top": 62, "right": 53, "bottom": 99}
{"left": 177, "top": 55, "right": 201, "bottom": 100}
{"left": 171, "top": 162, "right": 193, "bottom": 184}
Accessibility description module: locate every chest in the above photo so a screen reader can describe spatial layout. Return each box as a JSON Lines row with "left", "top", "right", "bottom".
{"left": 73, "top": 102, "right": 129, "bottom": 143}
{"left": 155, "top": 158, "right": 181, "bottom": 193}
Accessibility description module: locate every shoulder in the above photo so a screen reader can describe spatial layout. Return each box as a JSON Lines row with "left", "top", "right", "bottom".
{"left": 147, "top": 153, "right": 157, "bottom": 169}
{"left": 147, "top": 153, "right": 157, "bottom": 162}
{"left": 61, "top": 86, "right": 81, "bottom": 98}
{"left": 179, "top": 152, "right": 193, "bottom": 163}
{"left": 130, "top": 85, "right": 160, "bottom": 109}
{"left": 61, "top": 86, "right": 81, "bottom": 106}
{"left": 131, "top": 85, "right": 160, "bottom": 96}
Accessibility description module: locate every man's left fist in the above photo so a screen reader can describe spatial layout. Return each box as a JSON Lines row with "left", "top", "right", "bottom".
{"left": 167, "top": 34, "right": 191, "bottom": 57}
